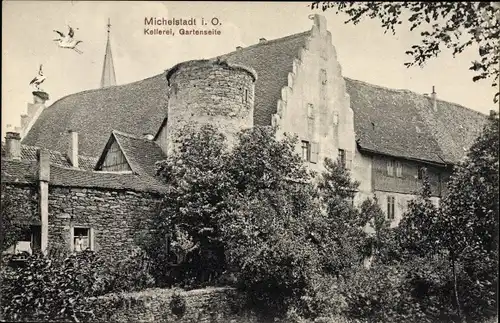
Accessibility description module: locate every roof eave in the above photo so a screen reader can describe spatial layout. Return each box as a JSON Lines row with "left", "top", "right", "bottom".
{"left": 357, "top": 145, "right": 447, "bottom": 167}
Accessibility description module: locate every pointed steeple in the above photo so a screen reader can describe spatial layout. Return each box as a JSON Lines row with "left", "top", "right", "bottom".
{"left": 100, "top": 18, "right": 116, "bottom": 88}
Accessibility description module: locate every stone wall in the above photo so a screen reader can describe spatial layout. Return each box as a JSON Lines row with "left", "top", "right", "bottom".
{"left": 48, "top": 186, "right": 162, "bottom": 261}
{"left": 88, "top": 287, "right": 263, "bottom": 323}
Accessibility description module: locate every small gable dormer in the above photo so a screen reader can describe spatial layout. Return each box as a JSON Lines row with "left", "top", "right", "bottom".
{"left": 95, "top": 131, "right": 133, "bottom": 173}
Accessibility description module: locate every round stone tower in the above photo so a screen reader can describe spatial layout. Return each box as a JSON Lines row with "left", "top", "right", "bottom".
{"left": 164, "top": 59, "right": 257, "bottom": 153}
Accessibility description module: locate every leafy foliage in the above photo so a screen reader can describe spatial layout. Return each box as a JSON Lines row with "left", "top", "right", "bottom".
{"left": 438, "top": 112, "right": 499, "bottom": 321}
{"left": 0, "top": 183, "right": 29, "bottom": 256}
{"left": 313, "top": 2, "right": 500, "bottom": 102}
{"left": 1, "top": 250, "right": 109, "bottom": 322}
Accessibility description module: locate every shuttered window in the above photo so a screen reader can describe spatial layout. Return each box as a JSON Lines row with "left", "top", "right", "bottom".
{"left": 345, "top": 150, "right": 353, "bottom": 170}
{"left": 310, "top": 142, "right": 319, "bottom": 164}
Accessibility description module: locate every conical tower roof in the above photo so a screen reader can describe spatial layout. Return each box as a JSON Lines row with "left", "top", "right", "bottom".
{"left": 100, "top": 18, "right": 116, "bottom": 88}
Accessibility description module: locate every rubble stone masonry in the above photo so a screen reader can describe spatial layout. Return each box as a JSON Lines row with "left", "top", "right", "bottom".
{"left": 3, "top": 181, "right": 162, "bottom": 262}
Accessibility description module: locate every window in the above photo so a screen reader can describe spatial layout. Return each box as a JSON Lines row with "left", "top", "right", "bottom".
{"left": 387, "top": 160, "right": 394, "bottom": 176}
{"left": 8, "top": 226, "right": 41, "bottom": 255}
{"left": 301, "top": 141, "right": 319, "bottom": 164}
{"left": 243, "top": 89, "right": 249, "bottom": 103}
{"left": 71, "top": 227, "right": 94, "bottom": 253}
{"left": 387, "top": 196, "right": 395, "bottom": 220}
{"left": 417, "top": 166, "right": 426, "bottom": 180}
{"left": 396, "top": 161, "right": 403, "bottom": 177}
{"left": 301, "top": 141, "right": 311, "bottom": 161}
{"left": 307, "top": 103, "right": 314, "bottom": 119}
{"left": 338, "top": 149, "right": 346, "bottom": 168}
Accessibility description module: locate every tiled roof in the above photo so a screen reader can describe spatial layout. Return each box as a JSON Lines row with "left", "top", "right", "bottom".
{"left": 1, "top": 159, "right": 38, "bottom": 184}
{"left": 1, "top": 144, "right": 97, "bottom": 170}
{"left": 1, "top": 158, "right": 166, "bottom": 194}
{"left": 49, "top": 165, "right": 166, "bottom": 194}
{"left": 21, "top": 28, "right": 488, "bottom": 165}
{"left": 22, "top": 73, "right": 169, "bottom": 157}
{"left": 346, "top": 78, "right": 487, "bottom": 164}
{"left": 219, "top": 32, "right": 310, "bottom": 126}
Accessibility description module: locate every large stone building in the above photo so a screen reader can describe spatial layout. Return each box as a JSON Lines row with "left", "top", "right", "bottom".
{"left": 2, "top": 15, "right": 489, "bottom": 257}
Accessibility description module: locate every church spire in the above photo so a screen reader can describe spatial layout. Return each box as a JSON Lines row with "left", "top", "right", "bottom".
{"left": 100, "top": 18, "right": 116, "bottom": 88}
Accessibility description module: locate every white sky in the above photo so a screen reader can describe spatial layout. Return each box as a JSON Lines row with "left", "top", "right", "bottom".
{"left": 2, "top": 1, "right": 498, "bottom": 138}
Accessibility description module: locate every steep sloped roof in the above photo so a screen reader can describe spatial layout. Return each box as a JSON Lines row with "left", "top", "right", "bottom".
{"left": 22, "top": 73, "right": 169, "bottom": 157}
{"left": 219, "top": 32, "right": 310, "bottom": 126}
{"left": 345, "top": 78, "right": 487, "bottom": 164}
{"left": 21, "top": 28, "right": 487, "bottom": 165}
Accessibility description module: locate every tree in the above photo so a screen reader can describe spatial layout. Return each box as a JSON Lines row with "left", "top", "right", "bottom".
{"left": 311, "top": 2, "right": 500, "bottom": 102}
{"left": 142, "top": 123, "right": 234, "bottom": 287}
{"left": 438, "top": 111, "right": 499, "bottom": 322}
{"left": 316, "top": 158, "right": 368, "bottom": 278}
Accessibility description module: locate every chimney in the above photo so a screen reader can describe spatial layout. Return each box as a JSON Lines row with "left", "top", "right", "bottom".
{"left": 67, "top": 130, "right": 79, "bottom": 168}
{"left": 259, "top": 38, "right": 267, "bottom": 43}
{"left": 5, "top": 132, "right": 22, "bottom": 160}
{"left": 431, "top": 86, "right": 437, "bottom": 112}
{"left": 37, "top": 148, "right": 50, "bottom": 182}
{"left": 236, "top": 46, "right": 242, "bottom": 50}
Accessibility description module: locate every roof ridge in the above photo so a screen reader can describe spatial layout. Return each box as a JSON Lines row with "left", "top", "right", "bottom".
{"left": 112, "top": 129, "right": 149, "bottom": 141}
{"left": 45, "top": 72, "right": 166, "bottom": 110}
{"left": 220, "top": 30, "right": 311, "bottom": 58}
{"left": 344, "top": 77, "right": 487, "bottom": 116}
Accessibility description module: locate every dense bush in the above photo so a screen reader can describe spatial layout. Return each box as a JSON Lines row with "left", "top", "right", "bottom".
{"left": 0, "top": 248, "right": 158, "bottom": 322}
{"left": 1, "top": 250, "right": 109, "bottom": 322}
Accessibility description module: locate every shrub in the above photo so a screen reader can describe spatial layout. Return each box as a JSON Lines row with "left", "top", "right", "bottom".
{"left": 1, "top": 250, "right": 110, "bottom": 322}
